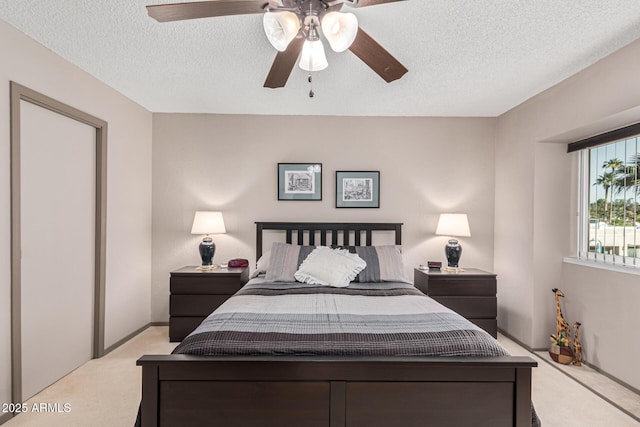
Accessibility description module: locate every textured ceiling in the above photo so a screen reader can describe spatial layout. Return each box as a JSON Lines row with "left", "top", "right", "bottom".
{"left": 2, "top": 1, "right": 640, "bottom": 116}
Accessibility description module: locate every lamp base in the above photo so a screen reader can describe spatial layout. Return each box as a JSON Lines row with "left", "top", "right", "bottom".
{"left": 445, "top": 239, "right": 462, "bottom": 268}
{"left": 199, "top": 236, "right": 216, "bottom": 266}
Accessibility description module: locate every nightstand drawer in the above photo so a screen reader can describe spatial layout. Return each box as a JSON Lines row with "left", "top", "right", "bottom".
{"left": 170, "top": 294, "right": 232, "bottom": 316}
{"left": 171, "top": 276, "right": 244, "bottom": 294}
{"left": 169, "top": 316, "right": 206, "bottom": 342}
{"left": 169, "top": 266, "right": 249, "bottom": 342}
{"left": 414, "top": 268, "right": 498, "bottom": 339}
{"left": 431, "top": 296, "right": 497, "bottom": 318}
{"left": 421, "top": 279, "right": 496, "bottom": 296}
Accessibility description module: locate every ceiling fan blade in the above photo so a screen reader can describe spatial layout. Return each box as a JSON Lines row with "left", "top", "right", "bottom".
{"left": 264, "top": 37, "right": 305, "bottom": 88}
{"left": 147, "top": 0, "right": 267, "bottom": 23}
{"left": 348, "top": 27, "right": 408, "bottom": 83}
{"left": 348, "top": 0, "right": 407, "bottom": 7}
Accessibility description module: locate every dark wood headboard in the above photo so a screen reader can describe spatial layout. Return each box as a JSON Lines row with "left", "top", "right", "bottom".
{"left": 255, "top": 222, "right": 403, "bottom": 260}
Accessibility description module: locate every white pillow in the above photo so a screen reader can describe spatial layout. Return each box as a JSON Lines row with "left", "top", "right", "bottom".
{"left": 294, "top": 247, "right": 366, "bottom": 287}
{"left": 249, "top": 251, "right": 270, "bottom": 279}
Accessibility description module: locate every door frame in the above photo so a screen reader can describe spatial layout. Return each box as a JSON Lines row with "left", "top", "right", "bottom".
{"left": 10, "top": 81, "right": 108, "bottom": 405}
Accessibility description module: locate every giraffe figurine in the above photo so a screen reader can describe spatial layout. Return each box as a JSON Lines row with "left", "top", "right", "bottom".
{"left": 552, "top": 288, "right": 572, "bottom": 341}
{"left": 572, "top": 322, "right": 583, "bottom": 366}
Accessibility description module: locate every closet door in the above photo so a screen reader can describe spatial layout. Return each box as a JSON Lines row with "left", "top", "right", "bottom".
{"left": 20, "top": 100, "right": 96, "bottom": 400}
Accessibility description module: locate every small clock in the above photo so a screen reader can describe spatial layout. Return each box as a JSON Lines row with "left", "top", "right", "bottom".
{"left": 427, "top": 261, "right": 442, "bottom": 270}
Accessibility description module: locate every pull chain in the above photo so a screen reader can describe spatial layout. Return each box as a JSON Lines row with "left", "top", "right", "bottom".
{"left": 308, "top": 72, "right": 314, "bottom": 98}
{"left": 307, "top": 9, "right": 316, "bottom": 99}
{"left": 307, "top": 44, "right": 315, "bottom": 98}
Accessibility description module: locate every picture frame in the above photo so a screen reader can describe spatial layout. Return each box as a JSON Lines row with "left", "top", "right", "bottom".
{"left": 278, "top": 163, "right": 322, "bottom": 201}
{"left": 335, "top": 171, "right": 380, "bottom": 208}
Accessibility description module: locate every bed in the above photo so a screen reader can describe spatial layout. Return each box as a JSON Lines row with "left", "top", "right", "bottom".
{"left": 137, "top": 222, "right": 538, "bottom": 426}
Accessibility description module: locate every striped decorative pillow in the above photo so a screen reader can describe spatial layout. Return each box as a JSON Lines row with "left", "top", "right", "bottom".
{"left": 354, "top": 245, "right": 408, "bottom": 283}
{"left": 264, "top": 242, "right": 315, "bottom": 282}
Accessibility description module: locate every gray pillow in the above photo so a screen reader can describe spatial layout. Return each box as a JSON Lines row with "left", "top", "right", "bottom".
{"left": 355, "top": 245, "right": 408, "bottom": 283}
{"left": 264, "top": 242, "right": 315, "bottom": 282}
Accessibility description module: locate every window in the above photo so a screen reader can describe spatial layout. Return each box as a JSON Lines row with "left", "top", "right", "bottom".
{"left": 573, "top": 126, "right": 640, "bottom": 266}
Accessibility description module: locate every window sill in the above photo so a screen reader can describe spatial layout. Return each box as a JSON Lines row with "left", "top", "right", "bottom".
{"left": 563, "top": 257, "right": 640, "bottom": 276}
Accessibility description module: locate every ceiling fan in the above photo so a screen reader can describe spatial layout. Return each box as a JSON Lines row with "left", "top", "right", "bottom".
{"left": 146, "top": 0, "right": 409, "bottom": 90}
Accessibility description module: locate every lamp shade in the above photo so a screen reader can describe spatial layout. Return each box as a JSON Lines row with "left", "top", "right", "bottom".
{"left": 263, "top": 11, "right": 300, "bottom": 52}
{"left": 321, "top": 12, "right": 358, "bottom": 52}
{"left": 191, "top": 211, "right": 226, "bottom": 235}
{"left": 435, "top": 213, "right": 471, "bottom": 237}
{"left": 299, "top": 39, "right": 328, "bottom": 71}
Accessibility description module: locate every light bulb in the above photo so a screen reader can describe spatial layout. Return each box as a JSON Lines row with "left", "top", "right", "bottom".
{"left": 263, "top": 11, "right": 300, "bottom": 52}
{"left": 321, "top": 12, "right": 358, "bottom": 52}
{"left": 299, "top": 39, "right": 328, "bottom": 71}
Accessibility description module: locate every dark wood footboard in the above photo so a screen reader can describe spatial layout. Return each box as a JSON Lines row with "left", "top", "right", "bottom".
{"left": 137, "top": 355, "right": 537, "bottom": 427}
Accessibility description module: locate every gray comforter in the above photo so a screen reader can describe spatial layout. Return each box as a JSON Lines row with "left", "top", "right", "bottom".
{"left": 175, "top": 279, "right": 507, "bottom": 357}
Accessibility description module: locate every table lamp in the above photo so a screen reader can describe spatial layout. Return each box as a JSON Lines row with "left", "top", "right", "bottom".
{"left": 191, "top": 211, "right": 226, "bottom": 266}
{"left": 435, "top": 213, "right": 471, "bottom": 270}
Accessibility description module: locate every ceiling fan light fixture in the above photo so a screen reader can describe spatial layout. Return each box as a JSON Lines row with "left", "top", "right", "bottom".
{"left": 321, "top": 12, "right": 358, "bottom": 52}
{"left": 147, "top": 0, "right": 408, "bottom": 89}
{"left": 299, "top": 39, "right": 328, "bottom": 71}
{"left": 263, "top": 11, "right": 301, "bottom": 52}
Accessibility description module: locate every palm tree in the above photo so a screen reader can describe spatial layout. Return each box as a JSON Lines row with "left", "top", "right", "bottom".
{"left": 594, "top": 172, "right": 616, "bottom": 222}
{"left": 622, "top": 154, "right": 640, "bottom": 188}
{"left": 602, "top": 158, "right": 624, "bottom": 222}
{"left": 622, "top": 153, "right": 640, "bottom": 225}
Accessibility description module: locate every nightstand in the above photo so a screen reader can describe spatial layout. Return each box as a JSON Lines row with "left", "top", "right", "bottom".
{"left": 413, "top": 268, "right": 497, "bottom": 338}
{"left": 169, "top": 266, "right": 249, "bottom": 342}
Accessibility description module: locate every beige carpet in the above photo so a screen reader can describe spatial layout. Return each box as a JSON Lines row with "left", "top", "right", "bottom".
{"left": 3, "top": 327, "right": 176, "bottom": 427}
{"left": 3, "top": 327, "right": 639, "bottom": 426}
{"left": 533, "top": 350, "right": 640, "bottom": 422}
{"left": 500, "top": 337, "right": 640, "bottom": 427}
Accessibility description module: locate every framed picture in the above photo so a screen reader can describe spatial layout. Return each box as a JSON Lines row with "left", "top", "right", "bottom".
{"left": 335, "top": 171, "right": 380, "bottom": 208}
{"left": 278, "top": 163, "right": 322, "bottom": 201}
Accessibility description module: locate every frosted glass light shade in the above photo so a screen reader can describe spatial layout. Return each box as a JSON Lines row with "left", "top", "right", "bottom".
{"left": 299, "top": 39, "right": 328, "bottom": 71}
{"left": 435, "top": 213, "right": 471, "bottom": 237}
{"left": 263, "top": 11, "right": 300, "bottom": 52}
{"left": 321, "top": 12, "right": 358, "bottom": 52}
{"left": 191, "top": 211, "right": 226, "bottom": 235}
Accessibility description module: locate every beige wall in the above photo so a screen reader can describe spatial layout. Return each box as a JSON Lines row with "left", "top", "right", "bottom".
{"left": 495, "top": 37, "right": 640, "bottom": 390}
{"left": 151, "top": 114, "right": 497, "bottom": 321}
{"left": 0, "top": 18, "right": 153, "bottom": 410}
{"left": 559, "top": 263, "right": 640, "bottom": 390}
